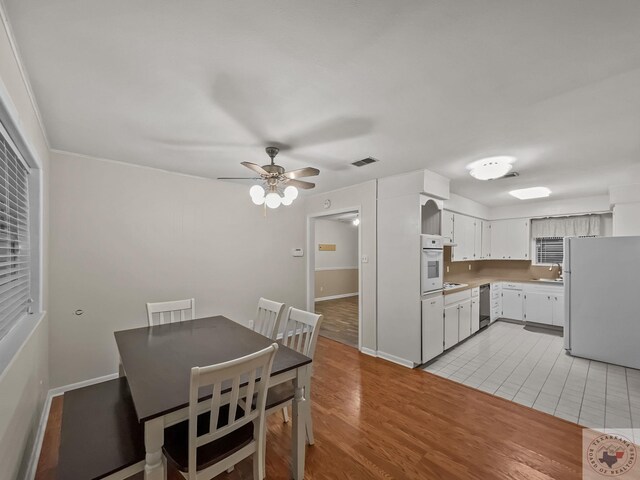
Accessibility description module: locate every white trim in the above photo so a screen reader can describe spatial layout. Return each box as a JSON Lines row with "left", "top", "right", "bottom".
{"left": 49, "top": 372, "right": 119, "bottom": 397}
{"left": 376, "top": 351, "right": 416, "bottom": 369}
{"left": 314, "top": 266, "right": 358, "bottom": 271}
{"left": 25, "top": 390, "right": 53, "bottom": 480}
{"left": 307, "top": 206, "right": 363, "bottom": 351}
{"left": 25, "top": 372, "right": 119, "bottom": 480}
{"left": 0, "top": 311, "right": 46, "bottom": 381}
{"left": 0, "top": 1, "right": 50, "bottom": 148}
{"left": 314, "top": 292, "right": 358, "bottom": 302}
{"left": 360, "top": 347, "right": 377, "bottom": 357}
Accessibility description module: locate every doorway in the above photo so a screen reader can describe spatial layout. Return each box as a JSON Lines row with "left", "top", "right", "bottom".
{"left": 307, "top": 209, "right": 361, "bottom": 349}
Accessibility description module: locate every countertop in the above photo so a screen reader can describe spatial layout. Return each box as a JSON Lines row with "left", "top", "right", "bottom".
{"left": 442, "top": 274, "right": 563, "bottom": 295}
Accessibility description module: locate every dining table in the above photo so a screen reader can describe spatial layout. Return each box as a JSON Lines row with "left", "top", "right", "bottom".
{"left": 115, "top": 315, "right": 313, "bottom": 480}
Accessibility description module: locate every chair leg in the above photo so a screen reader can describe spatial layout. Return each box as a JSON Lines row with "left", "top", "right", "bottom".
{"left": 260, "top": 421, "right": 267, "bottom": 480}
{"left": 305, "top": 408, "right": 314, "bottom": 445}
{"left": 253, "top": 452, "right": 260, "bottom": 480}
{"left": 281, "top": 406, "right": 289, "bottom": 423}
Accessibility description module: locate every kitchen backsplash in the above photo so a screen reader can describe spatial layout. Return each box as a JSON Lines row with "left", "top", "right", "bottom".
{"left": 443, "top": 246, "right": 560, "bottom": 280}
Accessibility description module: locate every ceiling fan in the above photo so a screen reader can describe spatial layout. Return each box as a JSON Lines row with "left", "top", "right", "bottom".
{"left": 218, "top": 146, "right": 319, "bottom": 208}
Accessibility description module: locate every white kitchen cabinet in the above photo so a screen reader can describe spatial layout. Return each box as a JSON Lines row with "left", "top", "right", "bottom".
{"left": 474, "top": 220, "right": 482, "bottom": 260}
{"left": 422, "top": 294, "right": 444, "bottom": 363}
{"left": 490, "top": 219, "right": 531, "bottom": 260}
{"left": 481, "top": 221, "right": 491, "bottom": 259}
{"left": 452, "top": 214, "right": 475, "bottom": 261}
{"left": 552, "top": 294, "right": 564, "bottom": 327}
{"left": 444, "top": 304, "right": 459, "bottom": 349}
{"left": 490, "top": 283, "right": 502, "bottom": 323}
{"left": 451, "top": 213, "right": 479, "bottom": 261}
{"left": 442, "top": 210, "right": 454, "bottom": 244}
{"left": 471, "top": 296, "right": 480, "bottom": 333}
{"left": 458, "top": 299, "right": 472, "bottom": 342}
{"left": 520, "top": 284, "right": 565, "bottom": 327}
{"left": 502, "top": 288, "right": 524, "bottom": 320}
{"left": 524, "top": 292, "right": 553, "bottom": 325}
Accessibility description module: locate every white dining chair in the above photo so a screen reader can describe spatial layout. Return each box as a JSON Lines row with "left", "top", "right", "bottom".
{"left": 269, "top": 307, "right": 322, "bottom": 433}
{"left": 146, "top": 298, "right": 195, "bottom": 327}
{"left": 162, "top": 343, "right": 279, "bottom": 480}
{"left": 252, "top": 297, "right": 285, "bottom": 340}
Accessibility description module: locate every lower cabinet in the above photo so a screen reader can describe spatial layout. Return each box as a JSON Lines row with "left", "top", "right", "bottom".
{"left": 444, "top": 304, "right": 459, "bottom": 350}
{"left": 458, "top": 299, "right": 472, "bottom": 342}
{"left": 471, "top": 296, "right": 480, "bottom": 334}
{"left": 523, "top": 288, "right": 564, "bottom": 326}
{"left": 502, "top": 288, "right": 524, "bottom": 320}
{"left": 422, "top": 294, "right": 444, "bottom": 363}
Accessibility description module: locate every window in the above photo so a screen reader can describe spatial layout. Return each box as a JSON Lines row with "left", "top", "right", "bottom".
{"left": 535, "top": 237, "right": 564, "bottom": 265}
{"left": 0, "top": 127, "right": 31, "bottom": 341}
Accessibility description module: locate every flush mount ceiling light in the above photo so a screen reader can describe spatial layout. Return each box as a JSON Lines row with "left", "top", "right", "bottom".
{"left": 509, "top": 186, "right": 551, "bottom": 200}
{"left": 467, "top": 156, "right": 516, "bottom": 180}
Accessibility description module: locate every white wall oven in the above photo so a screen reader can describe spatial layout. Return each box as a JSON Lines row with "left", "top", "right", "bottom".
{"left": 421, "top": 234, "right": 444, "bottom": 294}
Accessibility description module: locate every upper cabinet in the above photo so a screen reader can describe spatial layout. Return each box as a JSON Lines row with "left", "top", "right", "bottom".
{"left": 490, "top": 219, "right": 530, "bottom": 260}
{"left": 451, "top": 213, "right": 476, "bottom": 261}
{"left": 447, "top": 213, "right": 530, "bottom": 262}
{"left": 481, "top": 221, "right": 491, "bottom": 259}
{"left": 442, "top": 210, "right": 454, "bottom": 244}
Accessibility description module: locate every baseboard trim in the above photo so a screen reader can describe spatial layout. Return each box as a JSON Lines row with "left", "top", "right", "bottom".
{"left": 25, "top": 390, "right": 53, "bottom": 480}
{"left": 376, "top": 351, "right": 416, "bottom": 369}
{"left": 360, "top": 347, "right": 377, "bottom": 357}
{"left": 49, "top": 372, "right": 119, "bottom": 397}
{"left": 314, "top": 293, "right": 358, "bottom": 302}
{"left": 27, "top": 372, "right": 121, "bottom": 479}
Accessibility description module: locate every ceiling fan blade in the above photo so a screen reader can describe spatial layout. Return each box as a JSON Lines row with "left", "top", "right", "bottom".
{"left": 217, "top": 177, "right": 261, "bottom": 180}
{"left": 283, "top": 167, "right": 320, "bottom": 179}
{"left": 241, "top": 162, "right": 269, "bottom": 176}
{"left": 286, "top": 179, "right": 315, "bottom": 190}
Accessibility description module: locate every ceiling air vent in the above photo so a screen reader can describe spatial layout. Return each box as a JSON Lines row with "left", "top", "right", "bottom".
{"left": 492, "top": 171, "right": 519, "bottom": 180}
{"left": 351, "top": 157, "right": 379, "bottom": 167}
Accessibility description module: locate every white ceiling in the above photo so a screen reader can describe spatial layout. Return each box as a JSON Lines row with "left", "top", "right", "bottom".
{"left": 5, "top": 0, "right": 640, "bottom": 206}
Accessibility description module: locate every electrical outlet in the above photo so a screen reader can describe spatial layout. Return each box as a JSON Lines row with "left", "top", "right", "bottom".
{"left": 446, "top": 266, "right": 450, "bottom": 273}
{"left": 468, "top": 264, "right": 471, "bottom": 270}
{"left": 320, "top": 286, "right": 324, "bottom": 292}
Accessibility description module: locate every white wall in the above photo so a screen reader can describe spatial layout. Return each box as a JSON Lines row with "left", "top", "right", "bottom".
{"left": 305, "top": 181, "right": 376, "bottom": 352}
{"left": 49, "top": 151, "right": 306, "bottom": 387}
{"left": 0, "top": 4, "right": 50, "bottom": 479}
{"left": 444, "top": 192, "right": 491, "bottom": 219}
{"left": 314, "top": 219, "right": 358, "bottom": 269}
{"left": 610, "top": 184, "right": 640, "bottom": 236}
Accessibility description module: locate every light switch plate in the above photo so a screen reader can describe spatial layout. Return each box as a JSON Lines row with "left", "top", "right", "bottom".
{"left": 361, "top": 255, "right": 369, "bottom": 263}
{"left": 292, "top": 248, "right": 304, "bottom": 257}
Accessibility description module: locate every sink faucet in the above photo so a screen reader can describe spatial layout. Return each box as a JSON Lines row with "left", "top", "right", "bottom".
{"left": 549, "top": 263, "right": 562, "bottom": 279}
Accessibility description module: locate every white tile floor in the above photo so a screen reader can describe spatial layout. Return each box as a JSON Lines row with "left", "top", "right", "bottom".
{"left": 423, "top": 321, "right": 640, "bottom": 443}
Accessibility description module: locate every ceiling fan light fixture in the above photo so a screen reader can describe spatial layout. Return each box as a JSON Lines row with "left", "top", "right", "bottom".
{"left": 250, "top": 184, "right": 265, "bottom": 199}
{"left": 281, "top": 195, "right": 293, "bottom": 206}
{"left": 284, "top": 185, "right": 298, "bottom": 200}
{"left": 467, "top": 156, "right": 516, "bottom": 180}
{"left": 265, "top": 192, "right": 282, "bottom": 209}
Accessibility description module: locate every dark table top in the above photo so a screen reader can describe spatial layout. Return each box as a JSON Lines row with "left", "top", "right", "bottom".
{"left": 115, "top": 315, "right": 312, "bottom": 422}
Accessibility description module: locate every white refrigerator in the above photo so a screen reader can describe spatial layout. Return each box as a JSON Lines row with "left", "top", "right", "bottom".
{"left": 564, "top": 236, "right": 640, "bottom": 369}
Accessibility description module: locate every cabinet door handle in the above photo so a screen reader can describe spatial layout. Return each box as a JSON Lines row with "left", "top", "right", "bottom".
{"left": 430, "top": 301, "right": 436, "bottom": 305}
{"left": 555, "top": 297, "right": 558, "bottom": 301}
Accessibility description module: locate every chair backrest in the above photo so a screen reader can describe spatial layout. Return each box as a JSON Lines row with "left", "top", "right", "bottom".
{"left": 281, "top": 307, "right": 323, "bottom": 359}
{"left": 253, "top": 297, "right": 285, "bottom": 339}
{"left": 187, "top": 343, "right": 279, "bottom": 478}
{"left": 146, "top": 298, "right": 195, "bottom": 327}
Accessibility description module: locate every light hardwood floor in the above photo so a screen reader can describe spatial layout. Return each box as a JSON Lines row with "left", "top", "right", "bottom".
{"left": 315, "top": 295, "right": 358, "bottom": 347}
{"left": 36, "top": 336, "right": 585, "bottom": 480}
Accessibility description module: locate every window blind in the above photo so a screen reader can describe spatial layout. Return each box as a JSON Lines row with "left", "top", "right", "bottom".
{"left": 535, "top": 237, "right": 564, "bottom": 264}
{"left": 0, "top": 128, "right": 30, "bottom": 341}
